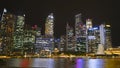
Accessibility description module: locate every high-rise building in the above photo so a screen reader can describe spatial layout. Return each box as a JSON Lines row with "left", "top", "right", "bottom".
{"left": 45, "top": 13, "right": 54, "bottom": 37}
{"left": 1, "top": 14, "right": 15, "bottom": 54}
{"left": 60, "top": 35, "right": 66, "bottom": 52}
{"left": 105, "top": 25, "right": 112, "bottom": 49}
{"left": 99, "top": 24, "right": 105, "bottom": 46}
{"left": 35, "top": 37, "right": 54, "bottom": 54}
{"left": 0, "top": 11, "right": 16, "bottom": 55}
{"left": 24, "top": 26, "right": 36, "bottom": 54}
{"left": 54, "top": 38, "right": 60, "bottom": 50}
{"left": 86, "top": 19, "right": 94, "bottom": 53}
{"left": 99, "top": 24, "right": 112, "bottom": 50}
{"left": 35, "top": 13, "right": 54, "bottom": 54}
{"left": 87, "top": 26, "right": 100, "bottom": 53}
{"left": 66, "top": 23, "right": 75, "bottom": 51}
{"left": 13, "top": 15, "right": 25, "bottom": 54}
{"left": 99, "top": 24, "right": 112, "bottom": 49}
{"left": 86, "top": 19, "right": 92, "bottom": 29}
{"left": 75, "top": 14, "right": 86, "bottom": 53}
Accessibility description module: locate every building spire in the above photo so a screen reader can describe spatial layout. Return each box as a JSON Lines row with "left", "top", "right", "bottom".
{"left": 1, "top": 8, "right": 7, "bottom": 21}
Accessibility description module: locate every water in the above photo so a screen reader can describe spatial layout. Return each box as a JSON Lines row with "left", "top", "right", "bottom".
{"left": 0, "top": 58, "right": 120, "bottom": 68}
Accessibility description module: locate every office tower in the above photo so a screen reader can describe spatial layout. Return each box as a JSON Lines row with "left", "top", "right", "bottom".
{"left": 99, "top": 24, "right": 105, "bottom": 45}
{"left": 60, "top": 35, "right": 66, "bottom": 52}
{"left": 92, "top": 27, "right": 100, "bottom": 53}
{"left": 13, "top": 15, "right": 25, "bottom": 54}
{"left": 23, "top": 25, "right": 36, "bottom": 54}
{"left": 45, "top": 13, "right": 54, "bottom": 37}
{"left": 87, "top": 26, "right": 100, "bottom": 53}
{"left": 44, "top": 13, "right": 54, "bottom": 52}
{"left": 75, "top": 14, "right": 86, "bottom": 53}
{"left": 86, "top": 19, "right": 92, "bottom": 29}
{"left": 0, "top": 9, "right": 16, "bottom": 55}
{"left": 99, "top": 24, "right": 112, "bottom": 50}
{"left": 66, "top": 23, "right": 75, "bottom": 51}
{"left": 54, "top": 38, "right": 60, "bottom": 50}
{"left": 33, "top": 26, "right": 43, "bottom": 53}
{"left": 105, "top": 24, "right": 112, "bottom": 49}
{"left": 86, "top": 19, "right": 93, "bottom": 53}
{"left": 35, "top": 36, "right": 54, "bottom": 54}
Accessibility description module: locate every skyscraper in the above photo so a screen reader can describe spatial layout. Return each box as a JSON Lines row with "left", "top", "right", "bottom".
{"left": 86, "top": 19, "right": 92, "bottom": 29}
{"left": 13, "top": 15, "right": 25, "bottom": 54}
{"left": 0, "top": 11, "right": 16, "bottom": 55}
{"left": 45, "top": 13, "right": 54, "bottom": 37}
{"left": 99, "top": 24, "right": 112, "bottom": 49}
{"left": 105, "top": 25, "right": 112, "bottom": 49}
{"left": 44, "top": 13, "right": 54, "bottom": 52}
{"left": 86, "top": 19, "right": 93, "bottom": 53}
{"left": 66, "top": 23, "right": 75, "bottom": 51}
{"left": 99, "top": 24, "right": 105, "bottom": 46}
{"left": 75, "top": 14, "right": 86, "bottom": 53}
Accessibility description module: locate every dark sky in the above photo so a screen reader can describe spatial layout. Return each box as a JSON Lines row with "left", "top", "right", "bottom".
{"left": 0, "top": 0, "right": 120, "bottom": 46}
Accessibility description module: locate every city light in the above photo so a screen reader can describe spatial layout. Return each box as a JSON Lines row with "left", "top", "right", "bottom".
{"left": 106, "top": 25, "right": 111, "bottom": 27}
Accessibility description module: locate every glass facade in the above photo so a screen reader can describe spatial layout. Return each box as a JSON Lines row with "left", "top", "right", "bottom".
{"left": 13, "top": 15, "right": 25, "bottom": 54}
{"left": 66, "top": 23, "right": 75, "bottom": 51}
{"left": 75, "top": 14, "right": 86, "bottom": 53}
{"left": 0, "top": 13, "right": 16, "bottom": 55}
{"left": 45, "top": 13, "right": 54, "bottom": 37}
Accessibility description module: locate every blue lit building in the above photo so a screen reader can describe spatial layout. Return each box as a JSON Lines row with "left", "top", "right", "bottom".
{"left": 35, "top": 37, "right": 54, "bottom": 53}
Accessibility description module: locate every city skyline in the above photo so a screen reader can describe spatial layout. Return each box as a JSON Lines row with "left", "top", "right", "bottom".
{"left": 0, "top": 0, "right": 120, "bottom": 46}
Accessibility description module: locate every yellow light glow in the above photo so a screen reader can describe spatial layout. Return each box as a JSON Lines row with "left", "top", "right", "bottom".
{"left": 106, "top": 25, "right": 111, "bottom": 27}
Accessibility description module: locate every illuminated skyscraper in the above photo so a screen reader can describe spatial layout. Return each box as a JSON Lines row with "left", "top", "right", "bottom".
{"left": 86, "top": 19, "right": 92, "bottom": 29}
{"left": 13, "top": 15, "right": 25, "bottom": 54}
{"left": 60, "top": 35, "right": 66, "bottom": 52}
{"left": 99, "top": 24, "right": 105, "bottom": 46}
{"left": 86, "top": 19, "right": 93, "bottom": 53}
{"left": 105, "top": 25, "right": 112, "bottom": 49}
{"left": 75, "top": 14, "right": 86, "bottom": 53}
{"left": 66, "top": 23, "right": 75, "bottom": 51}
{"left": 24, "top": 25, "right": 36, "bottom": 54}
{"left": 99, "top": 24, "right": 112, "bottom": 49}
{"left": 45, "top": 13, "right": 54, "bottom": 37}
{"left": 44, "top": 13, "right": 54, "bottom": 52}
{"left": 0, "top": 10, "right": 16, "bottom": 55}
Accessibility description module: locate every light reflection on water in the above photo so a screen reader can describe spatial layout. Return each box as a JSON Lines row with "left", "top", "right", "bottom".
{"left": 76, "top": 59, "right": 84, "bottom": 68}
{"left": 0, "top": 58, "right": 120, "bottom": 68}
{"left": 31, "top": 58, "right": 54, "bottom": 68}
{"left": 76, "top": 59, "right": 104, "bottom": 68}
{"left": 87, "top": 59, "right": 104, "bottom": 68}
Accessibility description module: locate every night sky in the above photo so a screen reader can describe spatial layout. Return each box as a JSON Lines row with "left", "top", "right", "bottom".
{"left": 0, "top": 0, "right": 120, "bottom": 47}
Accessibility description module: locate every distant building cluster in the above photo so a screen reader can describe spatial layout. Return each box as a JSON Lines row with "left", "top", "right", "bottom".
{"left": 0, "top": 8, "right": 112, "bottom": 55}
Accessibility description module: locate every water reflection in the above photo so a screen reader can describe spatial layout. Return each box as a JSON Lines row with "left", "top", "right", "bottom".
{"left": 2, "top": 58, "right": 120, "bottom": 68}
{"left": 76, "top": 59, "right": 84, "bottom": 68}
{"left": 31, "top": 58, "right": 54, "bottom": 68}
{"left": 87, "top": 59, "right": 104, "bottom": 68}
{"left": 104, "top": 59, "right": 120, "bottom": 68}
